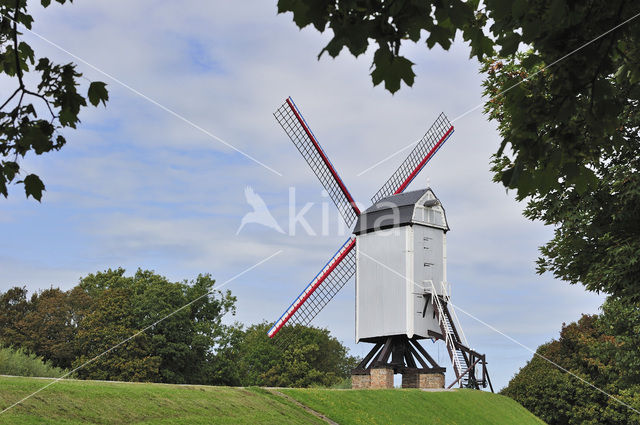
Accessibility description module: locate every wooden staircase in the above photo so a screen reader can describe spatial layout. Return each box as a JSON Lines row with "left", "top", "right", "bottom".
{"left": 429, "top": 283, "right": 493, "bottom": 391}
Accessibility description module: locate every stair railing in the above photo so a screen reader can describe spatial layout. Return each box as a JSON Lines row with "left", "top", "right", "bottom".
{"left": 436, "top": 280, "right": 469, "bottom": 347}
{"left": 426, "top": 280, "right": 465, "bottom": 380}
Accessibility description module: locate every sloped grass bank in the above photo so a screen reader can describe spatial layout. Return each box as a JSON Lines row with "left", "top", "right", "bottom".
{"left": 282, "top": 388, "right": 546, "bottom": 425}
{"left": 0, "top": 376, "right": 324, "bottom": 425}
{"left": 0, "top": 376, "right": 544, "bottom": 424}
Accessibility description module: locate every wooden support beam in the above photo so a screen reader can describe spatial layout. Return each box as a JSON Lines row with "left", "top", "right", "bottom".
{"left": 484, "top": 364, "right": 495, "bottom": 393}
{"left": 447, "top": 358, "right": 481, "bottom": 389}
{"left": 354, "top": 342, "right": 383, "bottom": 371}
{"left": 409, "top": 339, "right": 440, "bottom": 369}
{"left": 406, "top": 343, "right": 429, "bottom": 369}
{"left": 374, "top": 337, "right": 393, "bottom": 365}
{"left": 404, "top": 349, "right": 417, "bottom": 369}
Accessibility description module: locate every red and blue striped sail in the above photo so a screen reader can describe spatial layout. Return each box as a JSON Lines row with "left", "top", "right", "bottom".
{"left": 267, "top": 236, "right": 355, "bottom": 338}
{"left": 371, "top": 113, "right": 454, "bottom": 203}
{"left": 274, "top": 97, "right": 360, "bottom": 228}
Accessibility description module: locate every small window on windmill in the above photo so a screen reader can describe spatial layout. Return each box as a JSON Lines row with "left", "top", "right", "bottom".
{"left": 423, "top": 199, "right": 440, "bottom": 226}
{"left": 433, "top": 209, "right": 443, "bottom": 227}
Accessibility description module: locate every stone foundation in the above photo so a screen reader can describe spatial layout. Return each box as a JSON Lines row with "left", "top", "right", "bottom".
{"left": 351, "top": 373, "right": 371, "bottom": 389}
{"left": 401, "top": 371, "right": 445, "bottom": 389}
{"left": 352, "top": 367, "right": 444, "bottom": 390}
{"left": 370, "top": 366, "right": 394, "bottom": 389}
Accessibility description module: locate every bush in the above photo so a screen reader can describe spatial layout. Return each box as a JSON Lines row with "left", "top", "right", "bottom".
{"left": 329, "top": 377, "right": 352, "bottom": 389}
{"left": 0, "top": 346, "right": 67, "bottom": 378}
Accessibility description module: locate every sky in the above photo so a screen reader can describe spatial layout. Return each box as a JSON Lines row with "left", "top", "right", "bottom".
{"left": 0, "top": 1, "right": 605, "bottom": 390}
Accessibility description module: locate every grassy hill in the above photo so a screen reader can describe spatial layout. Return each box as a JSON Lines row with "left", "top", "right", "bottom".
{"left": 282, "top": 388, "right": 545, "bottom": 425}
{"left": 0, "top": 376, "right": 544, "bottom": 425}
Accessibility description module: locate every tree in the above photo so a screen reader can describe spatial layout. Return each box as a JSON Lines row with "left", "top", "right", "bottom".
{"left": 1, "top": 271, "right": 358, "bottom": 386}
{"left": 1, "top": 268, "right": 237, "bottom": 383}
{"left": 0, "top": 286, "right": 29, "bottom": 346}
{"left": 73, "top": 285, "right": 162, "bottom": 382}
{"left": 216, "top": 322, "right": 359, "bottom": 388}
{"left": 19, "top": 286, "right": 90, "bottom": 369}
{"left": 277, "top": 0, "right": 491, "bottom": 93}
{"left": 1, "top": 0, "right": 109, "bottom": 201}
{"left": 0, "top": 285, "right": 90, "bottom": 369}
{"left": 279, "top": 0, "right": 640, "bottom": 299}
{"left": 74, "top": 268, "right": 236, "bottom": 383}
{"left": 483, "top": 45, "right": 640, "bottom": 301}
{"left": 502, "top": 297, "right": 640, "bottom": 425}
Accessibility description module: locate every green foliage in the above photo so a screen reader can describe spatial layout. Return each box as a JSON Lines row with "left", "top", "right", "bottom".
{"left": 73, "top": 285, "right": 162, "bottom": 382}
{"left": 329, "top": 376, "right": 352, "bottom": 389}
{"left": 215, "top": 322, "right": 359, "bottom": 388}
{"left": 477, "top": 0, "right": 640, "bottom": 300}
{"left": 0, "top": 268, "right": 236, "bottom": 384}
{"left": 73, "top": 268, "right": 236, "bottom": 384}
{"left": 501, "top": 297, "right": 640, "bottom": 424}
{"left": 0, "top": 345, "right": 67, "bottom": 378}
{"left": 279, "top": 0, "right": 639, "bottom": 103}
{"left": 0, "top": 270, "right": 359, "bottom": 388}
{"left": 0, "top": 286, "right": 91, "bottom": 369}
{"left": 277, "top": 0, "right": 492, "bottom": 93}
{"left": 481, "top": 0, "right": 639, "bottom": 200}
{"left": 0, "top": 0, "right": 109, "bottom": 201}
{"left": 483, "top": 37, "right": 640, "bottom": 300}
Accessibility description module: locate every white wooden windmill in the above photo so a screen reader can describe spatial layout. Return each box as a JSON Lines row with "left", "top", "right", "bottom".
{"left": 268, "top": 97, "right": 492, "bottom": 391}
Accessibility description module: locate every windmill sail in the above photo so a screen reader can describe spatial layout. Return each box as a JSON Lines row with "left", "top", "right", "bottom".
{"left": 274, "top": 97, "right": 360, "bottom": 228}
{"left": 371, "top": 113, "right": 454, "bottom": 203}
{"left": 267, "top": 236, "right": 356, "bottom": 338}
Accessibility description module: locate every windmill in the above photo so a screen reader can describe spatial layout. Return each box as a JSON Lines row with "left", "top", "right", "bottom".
{"left": 269, "top": 97, "right": 492, "bottom": 391}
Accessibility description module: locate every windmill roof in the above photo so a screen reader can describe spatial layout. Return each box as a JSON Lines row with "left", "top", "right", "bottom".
{"left": 367, "top": 189, "right": 431, "bottom": 210}
{"left": 353, "top": 188, "right": 449, "bottom": 235}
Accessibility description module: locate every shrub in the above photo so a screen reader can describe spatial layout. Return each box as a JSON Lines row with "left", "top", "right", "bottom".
{"left": 0, "top": 346, "right": 67, "bottom": 378}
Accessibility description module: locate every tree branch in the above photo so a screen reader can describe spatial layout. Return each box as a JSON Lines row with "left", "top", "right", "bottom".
{"left": 12, "top": 0, "right": 24, "bottom": 89}
{"left": 23, "top": 89, "right": 55, "bottom": 119}
{"left": 0, "top": 87, "right": 20, "bottom": 110}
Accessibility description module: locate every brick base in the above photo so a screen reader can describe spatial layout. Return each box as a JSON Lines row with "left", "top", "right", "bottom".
{"left": 370, "top": 367, "right": 394, "bottom": 389}
{"left": 351, "top": 373, "right": 371, "bottom": 389}
{"left": 401, "top": 372, "right": 445, "bottom": 389}
{"left": 352, "top": 368, "right": 444, "bottom": 389}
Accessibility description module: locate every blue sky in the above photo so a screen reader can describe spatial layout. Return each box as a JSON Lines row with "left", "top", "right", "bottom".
{"left": 0, "top": 0, "right": 604, "bottom": 390}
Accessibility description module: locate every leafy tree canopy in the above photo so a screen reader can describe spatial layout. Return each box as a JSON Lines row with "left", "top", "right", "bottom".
{"left": 0, "top": 268, "right": 236, "bottom": 383}
{"left": 0, "top": 0, "right": 109, "bottom": 201}
{"left": 502, "top": 297, "right": 640, "bottom": 425}
{"left": 483, "top": 41, "right": 640, "bottom": 300}
{"left": 0, "top": 270, "right": 358, "bottom": 388}
{"left": 74, "top": 268, "right": 236, "bottom": 383}
{"left": 214, "top": 322, "right": 359, "bottom": 388}
{"left": 0, "top": 285, "right": 90, "bottom": 369}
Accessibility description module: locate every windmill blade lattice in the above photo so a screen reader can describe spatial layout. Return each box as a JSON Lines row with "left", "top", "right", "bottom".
{"left": 371, "top": 113, "right": 454, "bottom": 203}
{"left": 274, "top": 97, "right": 360, "bottom": 228}
{"left": 267, "top": 236, "right": 356, "bottom": 338}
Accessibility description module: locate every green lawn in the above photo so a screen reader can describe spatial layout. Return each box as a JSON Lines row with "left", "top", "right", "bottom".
{"left": 0, "top": 376, "right": 544, "bottom": 425}
{"left": 282, "top": 388, "right": 546, "bottom": 425}
{"left": 0, "top": 376, "right": 325, "bottom": 425}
